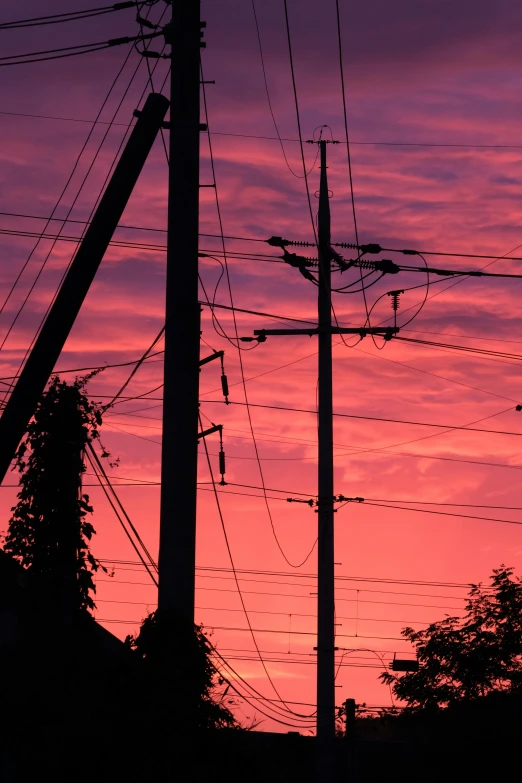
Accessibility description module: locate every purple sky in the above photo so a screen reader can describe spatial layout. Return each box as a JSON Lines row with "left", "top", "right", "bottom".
{"left": 1, "top": 0, "right": 522, "bottom": 731}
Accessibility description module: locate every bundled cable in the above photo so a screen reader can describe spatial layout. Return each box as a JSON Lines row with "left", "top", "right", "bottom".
{"left": 0, "top": 32, "right": 161, "bottom": 67}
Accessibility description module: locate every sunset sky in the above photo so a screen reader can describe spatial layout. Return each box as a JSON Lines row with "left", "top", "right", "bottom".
{"left": 2, "top": 0, "right": 522, "bottom": 731}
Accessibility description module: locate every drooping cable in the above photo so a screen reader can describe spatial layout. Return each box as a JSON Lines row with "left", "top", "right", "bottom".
{"left": 0, "top": 33, "right": 161, "bottom": 68}
{"left": 200, "top": 61, "right": 319, "bottom": 568}
{"left": 282, "top": 0, "right": 317, "bottom": 243}
{"left": 251, "top": 0, "right": 318, "bottom": 180}
{"left": 86, "top": 446, "right": 158, "bottom": 585}
{"left": 198, "top": 413, "right": 315, "bottom": 723}
{"left": 0, "top": 6, "right": 168, "bottom": 407}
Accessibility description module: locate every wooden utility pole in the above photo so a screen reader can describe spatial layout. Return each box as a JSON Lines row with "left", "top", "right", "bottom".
{"left": 252, "top": 141, "right": 398, "bottom": 782}
{"left": 315, "top": 139, "right": 336, "bottom": 779}
{"left": 0, "top": 93, "right": 169, "bottom": 486}
{"left": 157, "top": 2, "right": 203, "bottom": 624}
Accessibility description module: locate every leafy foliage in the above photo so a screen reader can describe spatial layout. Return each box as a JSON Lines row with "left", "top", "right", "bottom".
{"left": 3, "top": 374, "right": 103, "bottom": 612}
{"left": 126, "top": 609, "right": 239, "bottom": 731}
{"left": 381, "top": 566, "right": 522, "bottom": 709}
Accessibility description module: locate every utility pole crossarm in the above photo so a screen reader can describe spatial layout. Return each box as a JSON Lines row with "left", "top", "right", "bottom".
{"left": 252, "top": 327, "right": 399, "bottom": 337}
{"left": 199, "top": 350, "right": 224, "bottom": 367}
{"left": 197, "top": 424, "right": 222, "bottom": 440}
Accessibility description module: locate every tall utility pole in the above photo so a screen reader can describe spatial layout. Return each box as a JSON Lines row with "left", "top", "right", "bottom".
{"left": 158, "top": 3, "right": 202, "bottom": 624}
{"left": 316, "top": 140, "right": 336, "bottom": 773}
{"left": 251, "top": 140, "right": 398, "bottom": 781}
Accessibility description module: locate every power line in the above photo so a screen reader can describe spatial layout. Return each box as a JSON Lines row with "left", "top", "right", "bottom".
{"left": 203, "top": 398, "right": 522, "bottom": 439}
{"left": 0, "top": 49, "right": 136, "bottom": 339}
{"left": 4, "top": 208, "right": 522, "bottom": 264}
{"left": 86, "top": 447, "right": 158, "bottom": 585}
{"left": 282, "top": 0, "right": 317, "bottom": 243}
{"left": 0, "top": 352, "right": 164, "bottom": 382}
{"left": 200, "top": 62, "right": 317, "bottom": 570}
{"left": 5, "top": 109, "right": 522, "bottom": 150}
{"left": 199, "top": 300, "right": 318, "bottom": 325}
{"left": 403, "top": 327, "right": 522, "bottom": 348}
{"left": 102, "top": 326, "right": 165, "bottom": 410}
{"left": 395, "top": 334, "right": 522, "bottom": 366}
{"left": 96, "top": 618, "right": 405, "bottom": 642}
{"left": 0, "top": 33, "right": 161, "bottom": 68}
{"left": 198, "top": 413, "right": 313, "bottom": 722}
{"left": 0, "top": 2, "right": 136, "bottom": 29}
{"left": 99, "top": 561, "right": 479, "bottom": 589}
{"left": 97, "top": 598, "right": 434, "bottom": 625}
{"left": 96, "top": 587, "right": 463, "bottom": 612}
{"left": 101, "top": 408, "right": 522, "bottom": 477}
{"left": 0, "top": 16, "right": 168, "bottom": 408}
{"left": 362, "top": 496, "right": 522, "bottom": 512}
{"left": 93, "top": 471, "right": 522, "bottom": 516}
{"left": 250, "top": 0, "right": 317, "bottom": 180}
{"left": 98, "top": 577, "right": 468, "bottom": 608}
{"left": 334, "top": 0, "right": 372, "bottom": 334}
{"left": 348, "top": 499, "right": 522, "bottom": 529}
{"left": 373, "top": 241, "right": 522, "bottom": 331}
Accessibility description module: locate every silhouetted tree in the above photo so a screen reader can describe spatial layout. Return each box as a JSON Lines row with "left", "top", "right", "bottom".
{"left": 381, "top": 566, "right": 522, "bottom": 708}
{"left": 3, "top": 374, "right": 103, "bottom": 613}
{"left": 126, "top": 610, "right": 239, "bottom": 731}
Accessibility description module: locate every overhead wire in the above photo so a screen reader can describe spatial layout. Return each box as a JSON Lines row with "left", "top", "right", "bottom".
{"left": 0, "top": 8, "right": 169, "bottom": 409}
{"left": 0, "top": 11, "right": 157, "bottom": 394}
{"left": 7, "top": 110, "right": 522, "bottom": 151}
{"left": 375, "top": 241, "right": 522, "bottom": 330}
{"left": 202, "top": 398, "right": 522, "bottom": 440}
{"left": 341, "top": 499, "right": 522, "bottom": 529}
{"left": 99, "top": 560, "right": 483, "bottom": 589}
{"left": 86, "top": 446, "right": 158, "bottom": 585}
{"left": 281, "top": 0, "right": 317, "bottom": 244}
{"left": 0, "top": 46, "right": 134, "bottom": 328}
{"left": 88, "top": 442, "right": 157, "bottom": 568}
{"left": 334, "top": 0, "right": 372, "bottom": 338}
{"left": 250, "top": 0, "right": 318, "bottom": 180}
{"left": 0, "top": 33, "right": 162, "bottom": 68}
{"left": 0, "top": 2, "right": 137, "bottom": 29}
{"left": 102, "top": 326, "right": 165, "bottom": 410}
{"left": 200, "top": 59, "right": 318, "bottom": 569}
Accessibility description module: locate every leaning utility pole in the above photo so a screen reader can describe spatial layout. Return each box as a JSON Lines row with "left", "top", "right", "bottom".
{"left": 0, "top": 93, "right": 169, "bottom": 486}
{"left": 157, "top": 2, "right": 203, "bottom": 624}
{"left": 248, "top": 140, "right": 398, "bottom": 782}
